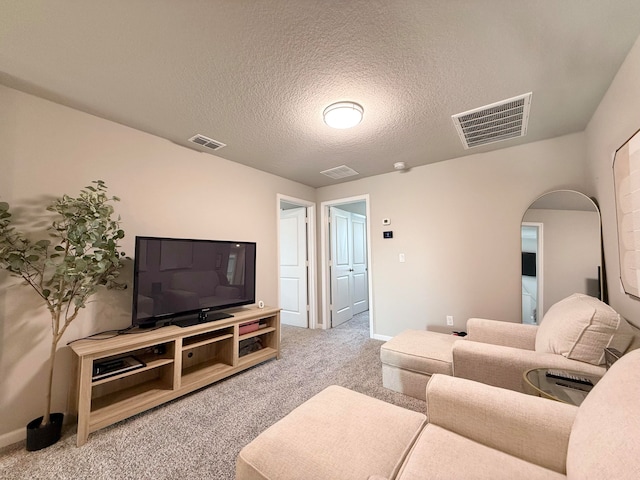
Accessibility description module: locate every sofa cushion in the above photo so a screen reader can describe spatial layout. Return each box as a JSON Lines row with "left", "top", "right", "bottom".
{"left": 236, "top": 385, "right": 427, "bottom": 480}
{"left": 535, "top": 293, "right": 634, "bottom": 365}
{"left": 396, "top": 424, "right": 565, "bottom": 480}
{"left": 380, "top": 330, "right": 458, "bottom": 375}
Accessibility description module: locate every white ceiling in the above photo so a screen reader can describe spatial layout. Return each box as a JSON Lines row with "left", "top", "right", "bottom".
{"left": 2, "top": 1, "right": 640, "bottom": 188}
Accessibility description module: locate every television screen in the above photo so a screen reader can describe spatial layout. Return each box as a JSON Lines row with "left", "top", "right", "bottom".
{"left": 132, "top": 236, "right": 256, "bottom": 327}
{"left": 522, "top": 251, "right": 536, "bottom": 277}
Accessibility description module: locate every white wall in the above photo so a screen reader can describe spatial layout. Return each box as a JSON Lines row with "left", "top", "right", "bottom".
{"left": 0, "top": 85, "right": 315, "bottom": 444}
{"left": 586, "top": 35, "right": 640, "bottom": 328}
{"left": 317, "top": 133, "right": 590, "bottom": 337}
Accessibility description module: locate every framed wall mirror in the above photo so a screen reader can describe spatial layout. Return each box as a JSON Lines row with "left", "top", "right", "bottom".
{"left": 521, "top": 190, "right": 602, "bottom": 324}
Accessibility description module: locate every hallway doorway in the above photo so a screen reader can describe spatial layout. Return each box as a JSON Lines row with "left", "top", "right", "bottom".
{"left": 321, "top": 195, "right": 372, "bottom": 336}
{"left": 278, "top": 195, "right": 317, "bottom": 328}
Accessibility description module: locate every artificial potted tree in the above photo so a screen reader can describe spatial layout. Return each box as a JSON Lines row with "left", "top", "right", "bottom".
{"left": 0, "top": 180, "right": 126, "bottom": 450}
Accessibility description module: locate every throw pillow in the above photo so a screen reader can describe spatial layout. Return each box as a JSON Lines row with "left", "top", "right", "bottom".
{"left": 535, "top": 293, "right": 634, "bottom": 365}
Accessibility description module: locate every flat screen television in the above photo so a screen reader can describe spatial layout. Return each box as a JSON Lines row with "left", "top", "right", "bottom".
{"left": 132, "top": 236, "right": 256, "bottom": 328}
{"left": 522, "top": 251, "right": 536, "bottom": 277}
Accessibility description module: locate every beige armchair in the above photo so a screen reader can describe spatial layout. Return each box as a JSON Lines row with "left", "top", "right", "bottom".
{"left": 454, "top": 318, "right": 608, "bottom": 392}
{"left": 382, "top": 294, "right": 639, "bottom": 399}
{"left": 454, "top": 294, "right": 640, "bottom": 392}
{"left": 396, "top": 349, "right": 640, "bottom": 479}
{"left": 238, "top": 344, "right": 640, "bottom": 479}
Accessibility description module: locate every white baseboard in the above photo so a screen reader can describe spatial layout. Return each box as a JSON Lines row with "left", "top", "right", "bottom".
{"left": 373, "top": 333, "right": 392, "bottom": 341}
{"left": 0, "top": 427, "right": 25, "bottom": 449}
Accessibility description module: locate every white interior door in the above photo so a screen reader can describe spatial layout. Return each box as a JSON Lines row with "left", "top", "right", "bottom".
{"left": 330, "top": 206, "right": 353, "bottom": 327}
{"left": 280, "top": 207, "right": 308, "bottom": 327}
{"left": 351, "top": 213, "right": 369, "bottom": 315}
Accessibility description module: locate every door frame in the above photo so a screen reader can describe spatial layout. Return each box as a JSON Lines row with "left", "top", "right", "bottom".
{"left": 320, "top": 194, "right": 373, "bottom": 337}
{"left": 522, "top": 221, "right": 544, "bottom": 323}
{"left": 277, "top": 194, "right": 318, "bottom": 329}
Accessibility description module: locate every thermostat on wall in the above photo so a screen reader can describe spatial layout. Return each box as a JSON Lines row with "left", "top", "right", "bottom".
{"left": 383, "top": 231, "right": 393, "bottom": 239}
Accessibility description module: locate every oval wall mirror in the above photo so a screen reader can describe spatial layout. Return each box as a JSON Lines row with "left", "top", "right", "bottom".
{"left": 521, "top": 190, "right": 602, "bottom": 324}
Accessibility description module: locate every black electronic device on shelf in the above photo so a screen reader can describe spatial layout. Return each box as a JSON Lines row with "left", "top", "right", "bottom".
{"left": 92, "top": 356, "right": 145, "bottom": 381}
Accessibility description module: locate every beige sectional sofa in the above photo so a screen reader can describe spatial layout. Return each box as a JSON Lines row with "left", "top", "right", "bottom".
{"left": 382, "top": 293, "right": 640, "bottom": 399}
{"left": 237, "top": 347, "right": 640, "bottom": 479}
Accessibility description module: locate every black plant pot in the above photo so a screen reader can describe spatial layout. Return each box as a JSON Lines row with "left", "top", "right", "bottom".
{"left": 26, "top": 413, "right": 64, "bottom": 451}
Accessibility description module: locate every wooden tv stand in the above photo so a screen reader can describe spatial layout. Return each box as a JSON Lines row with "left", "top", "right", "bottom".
{"left": 70, "top": 306, "right": 280, "bottom": 446}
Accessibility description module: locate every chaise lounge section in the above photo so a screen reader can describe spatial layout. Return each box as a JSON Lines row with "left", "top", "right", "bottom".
{"left": 237, "top": 346, "right": 640, "bottom": 479}
{"left": 381, "top": 293, "right": 639, "bottom": 399}
{"left": 380, "top": 329, "right": 460, "bottom": 400}
{"left": 236, "top": 386, "right": 426, "bottom": 480}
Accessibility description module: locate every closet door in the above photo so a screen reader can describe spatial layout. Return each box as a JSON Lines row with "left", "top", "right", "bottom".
{"left": 351, "top": 213, "right": 369, "bottom": 315}
{"left": 330, "top": 206, "right": 352, "bottom": 327}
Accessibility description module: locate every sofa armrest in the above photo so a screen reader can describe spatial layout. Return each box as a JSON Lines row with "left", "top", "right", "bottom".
{"left": 466, "top": 318, "right": 538, "bottom": 350}
{"left": 426, "top": 374, "right": 576, "bottom": 474}
{"left": 452, "top": 341, "right": 606, "bottom": 392}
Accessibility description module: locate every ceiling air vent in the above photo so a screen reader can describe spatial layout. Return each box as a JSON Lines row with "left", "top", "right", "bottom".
{"left": 320, "top": 165, "right": 359, "bottom": 180}
{"left": 188, "top": 134, "right": 227, "bottom": 151}
{"left": 451, "top": 92, "right": 532, "bottom": 149}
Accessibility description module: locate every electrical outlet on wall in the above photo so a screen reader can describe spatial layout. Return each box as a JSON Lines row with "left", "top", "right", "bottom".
{"left": 446, "top": 315, "right": 454, "bottom": 326}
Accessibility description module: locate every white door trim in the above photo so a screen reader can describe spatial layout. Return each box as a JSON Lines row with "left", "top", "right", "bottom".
{"left": 522, "top": 221, "right": 544, "bottom": 323}
{"left": 320, "top": 194, "right": 373, "bottom": 337}
{"left": 277, "top": 194, "right": 318, "bottom": 329}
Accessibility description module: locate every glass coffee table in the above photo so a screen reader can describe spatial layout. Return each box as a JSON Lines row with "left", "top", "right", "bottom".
{"left": 523, "top": 368, "right": 602, "bottom": 406}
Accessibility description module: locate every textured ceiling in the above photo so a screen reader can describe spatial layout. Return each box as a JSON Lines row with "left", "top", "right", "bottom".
{"left": 2, "top": 1, "right": 640, "bottom": 187}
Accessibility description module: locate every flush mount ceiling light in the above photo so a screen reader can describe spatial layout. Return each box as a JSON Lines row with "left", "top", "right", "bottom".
{"left": 323, "top": 102, "right": 364, "bottom": 129}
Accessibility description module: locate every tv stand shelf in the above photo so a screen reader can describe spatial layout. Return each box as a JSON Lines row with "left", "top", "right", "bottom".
{"left": 70, "top": 306, "right": 280, "bottom": 446}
